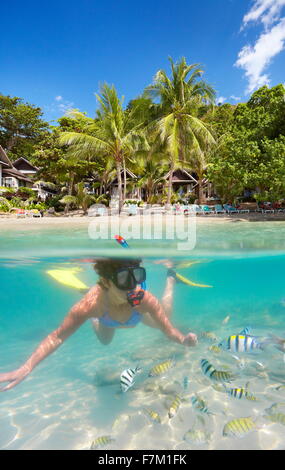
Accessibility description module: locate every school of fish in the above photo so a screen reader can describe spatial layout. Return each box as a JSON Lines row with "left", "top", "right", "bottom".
{"left": 89, "top": 325, "right": 285, "bottom": 449}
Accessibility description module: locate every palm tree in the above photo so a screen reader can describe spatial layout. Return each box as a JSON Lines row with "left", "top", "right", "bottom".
{"left": 60, "top": 182, "right": 98, "bottom": 215}
{"left": 59, "top": 85, "right": 148, "bottom": 212}
{"left": 145, "top": 57, "right": 216, "bottom": 204}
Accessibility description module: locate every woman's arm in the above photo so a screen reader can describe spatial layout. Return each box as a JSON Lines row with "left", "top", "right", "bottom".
{"left": 140, "top": 291, "right": 197, "bottom": 346}
{"left": 0, "top": 285, "right": 101, "bottom": 391}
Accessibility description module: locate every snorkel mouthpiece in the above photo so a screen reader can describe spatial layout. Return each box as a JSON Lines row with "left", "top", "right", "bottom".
{"left": 127, "top": 288, "right": 145, "bottom": 307}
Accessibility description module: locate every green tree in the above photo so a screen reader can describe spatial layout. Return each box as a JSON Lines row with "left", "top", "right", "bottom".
{"left": 145, "top": 57, "right": 216, "bottom": 204}
{"left": 59, "top": 84, "right": 148, "bottom": 212}
{"left": 0, "top": 94, "right": 48, "bottom": 159}
{"left": 207, "top": 84, "right": 285, "bottom": 202}
{"left": 60, "top": 182, "right": 97, "bottom": 214}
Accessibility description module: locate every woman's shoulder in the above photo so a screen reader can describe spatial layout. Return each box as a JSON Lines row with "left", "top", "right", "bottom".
{"left": 137, "top": 290, "right": 160, "bottom": 313}
{"left": 75, "top": 284, "right": 104, "bottom": 316}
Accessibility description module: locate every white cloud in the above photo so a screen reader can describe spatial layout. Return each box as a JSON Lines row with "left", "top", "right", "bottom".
{"left": 236, "top": 1, "right": 285, "bottom": 94}
{"left": 236, "top": 18, "right": 285, "bottom": 93}
{"left": 230, "top": 95, "right": 241, "bottom": 101}
{"left": 44, "top": 96, "right": 75, "bottom": 116}
{"left": 216, "top": 96, "right": 227, "bottom": 104}
{"left": 243, "top": 0, "right": 285, "bottom": 29}
{"left": 58, "top": 101, "right": 75, "bottom": 114}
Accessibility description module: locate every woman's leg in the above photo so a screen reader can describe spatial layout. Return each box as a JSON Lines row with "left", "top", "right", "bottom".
{"left": 91, "top": 319, "right": 115, "bottom": 345}
{"left": 160, "top": 274, "right": 175, "bottom": 319}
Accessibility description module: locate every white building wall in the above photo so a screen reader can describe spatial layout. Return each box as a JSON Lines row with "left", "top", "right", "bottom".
{"left": 0, "top": 164, "right": 2, "bottom": 186}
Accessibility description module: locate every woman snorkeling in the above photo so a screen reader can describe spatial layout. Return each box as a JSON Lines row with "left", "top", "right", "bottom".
{"left": 0, "top": 258, "right": 197, "bottom": 392}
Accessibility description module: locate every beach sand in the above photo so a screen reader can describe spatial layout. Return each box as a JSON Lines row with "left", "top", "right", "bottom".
{"left": 1, "top": 212, "right": 285, "bottom": 231}
{"left": 1, "top": 327, "right": 284, "bottom": 450}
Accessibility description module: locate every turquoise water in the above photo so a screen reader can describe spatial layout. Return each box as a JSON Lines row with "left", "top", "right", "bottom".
{"left": 1, "top": 221, "right": 285, "bottom": 449}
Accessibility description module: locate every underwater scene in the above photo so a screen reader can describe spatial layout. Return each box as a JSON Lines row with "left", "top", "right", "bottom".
{"left": 1, "top": 221, "right": 285, "bottom": 450}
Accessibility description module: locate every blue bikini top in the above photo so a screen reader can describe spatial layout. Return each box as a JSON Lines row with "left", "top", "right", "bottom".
{"left": 99, "top": 309, "right": 142, "bottom": 328}
{"left": 98, "top": 281, "right": 146, "bottom": 328}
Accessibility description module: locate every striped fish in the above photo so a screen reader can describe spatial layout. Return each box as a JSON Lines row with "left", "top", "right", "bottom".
{"left": 265, "top": 412, "right": 285, "bottom": 425}
{"left": 275, "top": 385, "right": 285, "bottom": 391}
{"left": 223, "top": 382, "right": 257, "bottom": 401}
{"left": 239, "top": 327, "right": 251, "bottom": 335}
{"left": 219, "top": 334, "right": 266, "bottom": 353}
{"left": 191, "top": 394, "right": 214, "bottom": 415}
{"left": 143, "top": 408, "right": 161, "bottom": 424}
{"left": 223, "top": 417, "right": 258, "bottom": 438}
{"left": 201, "top": 331, "right": 218, "bottom": 342}
{"left": 148, "top": 358, "right": 175, "bottom": 377}
{"left": 183, "top": 429, "right": 212, "bottom": 445}
{"left": 90, "top": 435, "right": 115, "bottom": 449}
{"left": 208, "top": 345, "right": 222, "bottom": 354}
{"left": 168, "top": 395, "right": 182, "bottom": 418}
{"left": 120, "top": 365, "right": 141, "bottom": 392}
{"left": 201, "top": 359, "right": 236, "bottom": 383}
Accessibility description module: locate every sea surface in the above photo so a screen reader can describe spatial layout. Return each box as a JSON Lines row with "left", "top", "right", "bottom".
{"left": 0, "top": 221, "right": 285, "bottom": 450}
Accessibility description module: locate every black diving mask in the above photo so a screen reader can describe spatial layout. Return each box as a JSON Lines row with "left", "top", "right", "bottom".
{"left": 111, "top": 266, "right": 146, "bottom": 291}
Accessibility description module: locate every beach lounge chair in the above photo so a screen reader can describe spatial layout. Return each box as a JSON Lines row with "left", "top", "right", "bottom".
{"left": 16, "top": 209, "right": 26, "bottom": 218}
{"left": 128, "top": 204, "right": 138, "bottom": 216}
{"left": 189, "top": 204, "right": 203, "bottom": 215}
{"left": 97, "top": 207, "right": 108, "bottom": 216}
{"left": 148, "top": 204, "right": 167, "bottom": 214}
{"left": 173, "top": 204, "right": 182, "bottom": 215}
{"left": 214, "top": 204, "right": 226, "bottom": 214}
{"left": 201, "top": 205, "right": 215, "bottom": 215}
{"left": 223, "top": 204, "right": 239, "bottom": 214}
{"left": 30, "top": 209, "right": 42, "bottom": 218}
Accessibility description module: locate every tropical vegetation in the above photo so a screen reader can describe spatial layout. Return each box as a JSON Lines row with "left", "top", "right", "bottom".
{"left": 1, "top": 57, "right": 285, "bottom": 214}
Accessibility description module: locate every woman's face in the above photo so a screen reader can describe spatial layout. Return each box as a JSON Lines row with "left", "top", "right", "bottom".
{"left": 104, "top": 279, "right": 129, "bottom": 305}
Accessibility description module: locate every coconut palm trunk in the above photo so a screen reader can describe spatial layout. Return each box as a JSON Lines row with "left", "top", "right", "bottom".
{"left": 116, "top": 161, "right": 123, "bottom": 213}
{"left": 123, "top": 157, "right": 127, "bottom": 201}
{"left": 64, "top": 171, "right": 75, "bottom": 214}
{"left": 167, "top": 161, "right": 174, "bottom": 206}
{"left": 198, "top": 179, "right": 205, "bottom": 204}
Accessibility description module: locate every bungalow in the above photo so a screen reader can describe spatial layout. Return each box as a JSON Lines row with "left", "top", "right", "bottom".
{"left": 0, "top": 146, "right": 34, "bottom": 189}
{"left": 13, "top": 157, "right": 39, "bottom": 177}
{"left": 0, "top": 145, "right": 13, "bottom": 186}
{"left": 89, "top": 168, "right": 142, "bottom": 201}
{"left": 163, "top": 168, "right": 214, "bottom": 200}
{"left": 109, "top": 169, "right": 142, "bottom": 200}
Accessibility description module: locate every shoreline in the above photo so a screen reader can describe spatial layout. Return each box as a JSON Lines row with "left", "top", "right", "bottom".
{"left": 1, "top": 212, "right": 285, "bottom": 231}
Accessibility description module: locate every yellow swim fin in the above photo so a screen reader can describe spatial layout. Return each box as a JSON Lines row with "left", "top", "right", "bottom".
{"left": 175, "top": 272, "right": 212, "bottom": 288}
{"left": 46, "top": 268, "right": 90, "bottom": 291}
{"left": 174, "top": 260, "right": 202, "bottom": 269}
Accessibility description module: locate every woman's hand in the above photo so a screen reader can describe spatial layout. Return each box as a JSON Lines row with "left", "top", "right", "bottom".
{"left": 0, "top": 366, "right": 30, "bottom": 392}
{"left": 183, "top": 332, "right": 198, "bottom": 347}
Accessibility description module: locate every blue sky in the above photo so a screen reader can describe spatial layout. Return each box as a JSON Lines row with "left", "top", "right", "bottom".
{"left": 1, "top": 0, "right": 285, "bottom": 123}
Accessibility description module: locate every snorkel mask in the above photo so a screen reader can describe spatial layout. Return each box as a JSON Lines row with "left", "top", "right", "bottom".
{"left": 111, "top": 266, "right": 146, "bottom": 307}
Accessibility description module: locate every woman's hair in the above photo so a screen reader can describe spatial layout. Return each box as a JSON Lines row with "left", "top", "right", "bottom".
{"left": 93, "top": 258, "right": 142, "bottom": 287}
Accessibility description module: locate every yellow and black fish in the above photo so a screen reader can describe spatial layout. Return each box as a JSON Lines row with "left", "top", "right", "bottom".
{"left": 219, "top": 334, "right": 268, "bottom": 353}
{"left": 191, "top": 394, "right": 214, "bottom": 415}
{"left": 208, "top": 345, "right": 222, "bottom": 354}
{"left": 168, "top": 395, "right": 182, "bottom": 419}
{"left": 183, "top": 429, "right": 212, "bottom": 445}
{"left": 264, "top": 403, "right": 285, "bottom": 425}
{"left": 224, "top": 382, "right": 257, "bottom": 401}
{"left": 143, "top": 408, "right": 162, "bottom": 424}
{"left": 148, "top": 358, "right": 175, "bottom": 377}
{"left": 201, "top": 331, "right": 218, "bottom": 342}
{"left": 223, "top": 417, "right": 258, "bottom": 438}
{"left": 90, "top": 435, "right": 115, "bottom": 449}
{"left": 201, "top": 359, "right": 236, "bottom": 383}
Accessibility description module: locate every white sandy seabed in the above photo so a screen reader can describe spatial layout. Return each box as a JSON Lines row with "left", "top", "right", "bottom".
{"left": 1, "top": 320, "right": 285, "bottom": 451}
